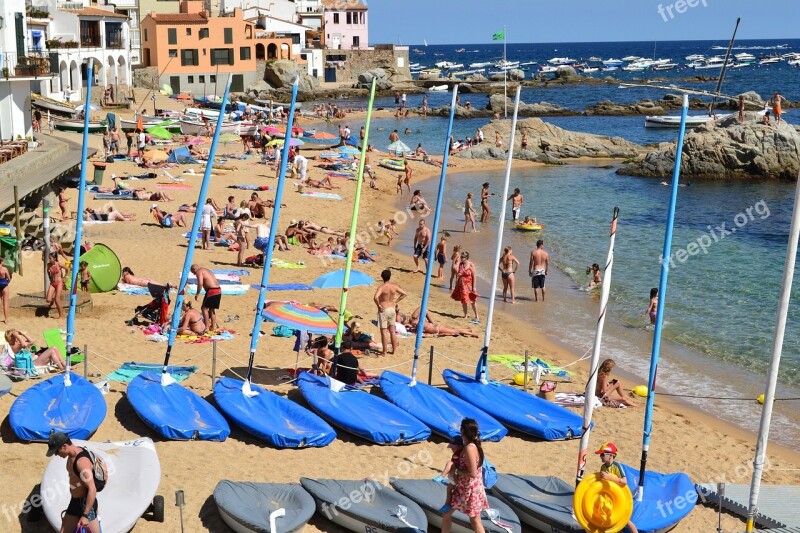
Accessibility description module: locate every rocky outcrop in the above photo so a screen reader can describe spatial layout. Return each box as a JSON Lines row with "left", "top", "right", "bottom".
{"left": 355, "top": 68, "right": 393, "bottom": 90}
{"left": 262, "top": 60, "right": 318, "bottom": 94}
{"left": 584, "top": 99, "right": 666, "bottom": 116}
{"left": 456, "top": 118, "right": 642, "bottom": 163}
{"left": 554, "top": 66, "right": 579, "bottom": 79}
{"left": 487, "top": 94, "right": 574, "bottom": 116}
{"left": 617, "top": 122, "right": 800, "bottom": 180}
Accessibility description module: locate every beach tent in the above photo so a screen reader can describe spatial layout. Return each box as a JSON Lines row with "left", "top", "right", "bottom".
{"left": 64, "top": 243, "right": 122, "bottom": 293}
{"left": 387, "top": 140, "right": 413, "bottom": 156}
{"left": 167, "top": 146, "right": 198, "bottom": 165}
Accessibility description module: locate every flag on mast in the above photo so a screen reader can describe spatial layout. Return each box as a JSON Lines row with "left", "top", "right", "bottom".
{"left": 492, "top": 30, "right": 505, "bottom": 41}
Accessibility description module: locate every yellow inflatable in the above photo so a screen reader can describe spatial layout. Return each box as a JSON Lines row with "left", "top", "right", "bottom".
{"left": 757, "top": 394, "right": 765, "bottom": 405}
{"left": 512, "top": 372, "right": 531, "bottom": 386}
{"left": 573, "top": 472, "right": 634, "bottom": 533}
{"left": 632, "top": 385, "right": 648, "bottom": 398}
{"left": 515, "top": 223, "right": 544, "bottom": 232}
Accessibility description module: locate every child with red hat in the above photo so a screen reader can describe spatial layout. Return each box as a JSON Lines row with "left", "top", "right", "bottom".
{"left": 596, "top": 442, "right": 639, "bottom": 533}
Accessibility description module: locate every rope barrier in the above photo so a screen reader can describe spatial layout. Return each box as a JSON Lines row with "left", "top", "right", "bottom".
{"left": 646, "top": 391, "right": 800, "bottom": 402}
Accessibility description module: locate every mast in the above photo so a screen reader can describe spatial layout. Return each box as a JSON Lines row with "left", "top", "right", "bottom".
{"left": 709, "top": 17, "right": 740, "bottom": 116}
{"left": 636, "top": 95, "right": 689, "bottom": 500}
{"left": 476, "top": 85, "right": 522, "bottom": 384}
{"left": 408, "top": 84, "right": 459, "bottom": 385}
{"left": 241, "top": 78, "right": 300, "bottom": 397}
{"left": 745, "top": 159, "right": 800, "bottom": 531}
{"left": 64, "top": 61, "right": 95, "bottom": 386}
{"left": 575, "top": 207, "right": 620, "bottom": 485}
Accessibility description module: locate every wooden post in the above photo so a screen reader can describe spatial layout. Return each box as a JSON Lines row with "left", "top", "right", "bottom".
{"left": 211, "top": 340, "right": 217, "bottom": 388}
{"left": 83, "top": 343, "right": 88, "bottom": 378}
{"left": 13, "top": 186, "right": 23, "bottom": 275}
{"left": 524, "top": 350, "right": 529, "bottom": 392}
{"left": 428, "top": 346, "right": 434, "bottom": 385}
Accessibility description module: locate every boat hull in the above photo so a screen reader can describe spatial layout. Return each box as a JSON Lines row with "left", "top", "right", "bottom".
{"left": 52, "top": 118, "right": 106, "bottom": 133}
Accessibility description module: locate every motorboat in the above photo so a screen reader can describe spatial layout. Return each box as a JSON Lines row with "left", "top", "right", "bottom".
{"left": 547, "top": 57, "right": 576, "bottom": 65}
{"left": 693, "top": 57, "right": 726, "bottom": 69}
{"left": 735, "top": 52, "right": 756, "bottom": 61}
{"left": 622, "top": 55, "right": 641, "bottom": 62}
{"left": 622, "top": 64, "right": 646, "bottom": 72}
{"left": 789, "top": 58, "right": 800, "bottom": 67}
{"left": 588, "top": 56, "right": 603, "bottom": 62}
{"left": 759, "top": 56, "right": 782, "bottom": 65}
{"left": 494, "top": 60, "right": 520, "bottom": 70}
{"left": 469, "top": 61, "right": 493, "bottom": 69}
{"left": 454, "top": 48, "right": 466, "bottom": 53}
{"left": 580, "top": 67, "right": 599, "bottom": 74}
{"left": 602, "top": 66, "right": 619, "bottom": 72}
{"left": 602, "top": 58, "right": 624, "bottom": 66}
{"left": 434, "top": 60, "right": 462, "bottom": 69}
{"left": 652, "top": 62, "right": 678, "bottom": 71}
{"left": 179, "top": 116, "right": 258, "bottom": 136}
{"left": 685, "top": 54, "right": 705, "bottom": 61}
{"left": 428, "top": 84, "right": 449, "bottom": 92}
{"left": 538, "top": 65, "right": 559, "bottom": 74}
{"left": 644, "top": 112, "right": 736, "bottom": 128}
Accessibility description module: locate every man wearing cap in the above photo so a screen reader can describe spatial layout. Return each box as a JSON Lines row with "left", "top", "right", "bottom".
{"left": 47, "top": 432, "right": 102, "bottom": 532}
{"left": 596, "top": 442, "right": 639, "bottom": 533}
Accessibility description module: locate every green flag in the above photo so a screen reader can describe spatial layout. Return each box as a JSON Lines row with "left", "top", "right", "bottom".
{"left": 492, "top": 30, "right": 505, "bottom": 41}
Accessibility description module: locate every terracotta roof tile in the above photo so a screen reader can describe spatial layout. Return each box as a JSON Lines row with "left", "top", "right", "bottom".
{"left": 64, "top": 6, "right": 128, "bottom": 19}
{"left": 150, "top": 12, "right": 208, "bottom": 23}
{"left": 320, "top": 0, "right": 368, "bottom": 11}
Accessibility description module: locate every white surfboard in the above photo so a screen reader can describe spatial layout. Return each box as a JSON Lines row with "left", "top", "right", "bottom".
{"left": 41, "top": 438, "right": 161, "bottom": 533}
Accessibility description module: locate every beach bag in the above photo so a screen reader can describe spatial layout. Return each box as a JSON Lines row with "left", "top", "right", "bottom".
{"left": 272, "top": 325, "right": 295, "bottom": 338}
{"left": 482, "top": 458, "right": 498, "bottom": 489}
{"left": 74, "top": 448, "right": 108, "bottom": 492}
{"left": 538, "top": 380, "right": 557, "bottom": 402}
{"left": 14, "top": 351, "right": 35, "bottom": 374}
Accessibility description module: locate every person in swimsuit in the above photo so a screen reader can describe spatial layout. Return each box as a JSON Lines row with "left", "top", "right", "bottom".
{"left": 47, "top": 432, "right": 103, "bottom": 533}
{"left": 120, "top": 267, "right": 165, "bottom": 288}
{"left": 78, "top": 261, "right": 91, "bottom": 293}
{"left": 402, "top": 161, "right": 412, "bottom": 193}
{"left": 770, "top": 91, "right": 786, "bottom": 125}
{"left": 451, "top": 251, "right": 479, "bottom": 323}
{"left": 435, "top": 236, "right": 448, "bottom": 280}
{"left": 479, "top": 182, "right": 494, "bottom": 224}
{"left": 588, "top": 263, "right": 602, "bottom": 287}
{"left": 520, "top": 131, "right": 529, "bottom": 150}
{"left": 0, "top": 257, "right": 11, "bottom": 323}
{"left": 234, "top": 213, "right": 250, "bottom": 267}
{"left": 373, "top": 269, "right": 407, "bottom": 356}
{"left": 409, "top": 190, "right": 430, "bottom": 212}
{"left": 499, "top": 246, "right": 520, "bottom": 304}
{"left": 177, "top": 301, "right": 206, "bottom": 335}
{"left": 344, "top": 321, "right": 382, "bottom": 352}
{"left": 529, "top": 239, "right": 549, "bottom": 302}
{"left": 3, "top": 329, "right": 65, "bottom": 370}
{"left": 45, "top": 254, "right": 68, "bottom": 319}
{"left": 191, "top": 264, "right": 221, "bottom": 332}
{"left": 379, "top": 219, "right": 398, "bottom": 246}
{"left": 57, "top": 187, "right": 70, "bottom": 220}
{"left": 507, "top": 188, "right": 524, "bottom": 222}
{"left": 449, "top": 244, "right": 462, "bottom": 290}
{"left": 412, "top": 219, "right": 432, "bottom": 273}
{"left": 645, "top": 287, "right": 658, "bottom": 326}
{"left": 463, "top": 193, "right": 477, "bottom": 233}
{"left": 596, "top": 359, "right": 637, "bottom": 408}
{"left": 405, "top": 306, "right": 479, "bottom": 338}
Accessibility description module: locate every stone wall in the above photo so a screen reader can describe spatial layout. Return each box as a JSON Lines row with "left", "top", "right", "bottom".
{"left": 323, "top": 46, "right": 410, "bottom": 84}
{"left": 133, "top": 66, "right": 160, "bottom": 90}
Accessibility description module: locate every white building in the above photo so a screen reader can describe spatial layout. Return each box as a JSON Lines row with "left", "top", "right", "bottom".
{"left": 25, "top": 0, "right": 133, "bottom": 102}
{"left": 1, "top": 0, "right": 58, "bottom": 140}
{"left": 108, "top": 0, "right": 141, "bottom": 66}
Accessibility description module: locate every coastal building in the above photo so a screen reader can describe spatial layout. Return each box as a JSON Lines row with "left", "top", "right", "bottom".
{"left": 140, "top": 0, "right": 257, "bottom": 95}
{"left": 110, "top": 0, "right": 142, "bottom": 66}
{"left": 320, "top": 0, "right": 367, "bottom": 50}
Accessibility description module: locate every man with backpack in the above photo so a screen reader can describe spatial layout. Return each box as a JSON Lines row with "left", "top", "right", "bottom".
{"left": 47, "top": 432, "right": 107, "bottom": 533}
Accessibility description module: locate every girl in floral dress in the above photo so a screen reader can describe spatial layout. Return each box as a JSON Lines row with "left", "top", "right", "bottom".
{"left": 441, "top": 418, "right": 489, "bottom": 533}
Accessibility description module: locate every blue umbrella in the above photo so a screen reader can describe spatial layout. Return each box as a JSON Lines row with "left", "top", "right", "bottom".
{"left": 310, "top": 269, "right": 374, "bottom": 289}
{"left": 337, "top": 145, "right": 361, "bottom": 155}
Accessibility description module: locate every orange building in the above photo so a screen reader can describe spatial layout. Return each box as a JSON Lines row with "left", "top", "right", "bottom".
{"left": 141, "top": 0, "right": 256, "bottom": 94}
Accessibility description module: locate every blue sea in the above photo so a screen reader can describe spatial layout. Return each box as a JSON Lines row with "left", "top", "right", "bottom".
{"left": 310, "top": 38, "right": 800, "bottom": 449}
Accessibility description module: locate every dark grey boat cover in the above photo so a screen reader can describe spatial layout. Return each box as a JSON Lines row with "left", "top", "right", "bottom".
{"left": 214, "top": 480, "right": 315, "bottom": 532}
{"left": 300, "top": 478, "right": 427, "bottom": 532}
{"left": 491, "top": 474, "right": 583, "bottom": 532}
{"left": 390, "top": 478, "right": 521, "bottom": 533}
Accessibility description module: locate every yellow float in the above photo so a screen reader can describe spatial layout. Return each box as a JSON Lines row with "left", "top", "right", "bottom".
{"left": 512, "top": 372, "right": 531, "bottom": 386}
{"left": 757, "top": 394, "right": 765, "bottom": 404}
{"left": 515, "top": 222, "right": 544, "bottom": 232}
{"left": 632, "top": 385, "right": 648, "bottom": 398}
{"left": 573, "top": 472, "right": 634, "bottom": 533}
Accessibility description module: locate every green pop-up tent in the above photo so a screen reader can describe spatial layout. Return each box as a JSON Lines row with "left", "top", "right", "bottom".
{"left": 65, "top": 243, "right": 122, "bottom": 293}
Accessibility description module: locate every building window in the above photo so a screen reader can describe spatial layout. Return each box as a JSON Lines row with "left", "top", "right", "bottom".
{"left": 333, "top": 13, "right": 339, "bottom": 24}
{"left": 352, "top": 35, "right": 359, "bottom": 48}
{"left": 186, "top": 28, "right": 191, "bottom": 36}
{"left": 168, "top": 49, "right": 177, "bottom": 57}
{"left": 224, "top": 28, "right": 233, "bottom": 44}
{"left": 210, "top": 75, "right": 216, "bottom": 82}
{"left": 181, "top": 49, "right": 198, "bottom": 66}
{"left": 188, "top": 75, "right": 194, "bottom": 83}
{"left": 199, "top": 27, "right": 209, "bottom": 39}
{"left": 240, "top": 46, "right": 251, "bottom": 60}
{"left": 346, "top": 12, "right": 351, "bottom": 24}
{"left": 211, "top": 48, "right": 233, "bottom": 66}
{"left": 168, "top": 28, "right": 177, "bottom": 44}
{"left": 199, "top": 75, "right": 205, "bottom": 82}
{"left": 143, "top": 29, "right": 148, "bottom": 41}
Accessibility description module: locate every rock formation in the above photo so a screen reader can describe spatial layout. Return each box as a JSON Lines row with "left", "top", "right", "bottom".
{"left": 262, "top": 60, "right": 318, "bottom": 94}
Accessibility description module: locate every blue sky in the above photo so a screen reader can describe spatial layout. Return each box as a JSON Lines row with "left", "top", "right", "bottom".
{"left": 368, "top": 0, "right": 797, "bottom": 45}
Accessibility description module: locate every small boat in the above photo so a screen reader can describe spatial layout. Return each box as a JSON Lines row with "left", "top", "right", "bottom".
{"left": 455, "top": 48, "right": 466, "bottom": 53}
{"left": 419, "top": 68, "right": 441, "bottom": 78}
{"left": 643, "top": 111, "right": 766, "bottom": 128}
{"left": 685, "top": 54, "right": 705, "bottom": 61}
{"left": 120, "top": 116, "right": 180, "bottom": 133}
{"left": 41, "top": 438, "right": 163, "bottom": 533}
{"left": 622, "top": 55, "right": 641, "bottom": 62}
{"left": 31, "top": 93, "right": 77, "bottom": 115}
{"left": 789, "top": 58, "right": 800, "bottom": 67}
{"left": 515, "top": 222, "right": 544, "bottom": 232}
{"left": 179, "top": 117, "right": 258, "bottom": 136}
{"left": 622, "top": 64, "right": 646, "bottom": 72}
{"left": 51, "top": 117, "right": 107, "bottom": 133}
{"left": 469, "top": 61, "right": 493, "bottom": 69}
{"left": 580, "top": 67, "right": 599, "bottom": 74}
{"left": 435, "top": 61, "right": 462, "bottom": 69}
{"left": 588, "top": 56, "right": 603, "bottom": 62}
{"left": 602, "top": 58, "right": 624, "bottom": 66}
{"left": 214, "top": 480, "right": 316, "bottom": 533}
{"left": 735, "top": 52, "right": 756, "bottom": 61}
{"left": 759, "top": 56, "right": 782, "bottom": 65}
{"left": 602, "top": 66, "right": 619, "bottom": 72}
{"left": 253, "top": 98, "right": 302, "bottom": 109}
{"left": 301, "top": 478, "right": 428, "bottom": 532}
{"left": 548, "top": 57, "right": 576, "bottom": 65}
{"left": 427, "top": 84, "right": 448, "bottom": 92}
{"left": 651, "top": 62, "right": 678, "bottom": 71}
{"left": 538, "top": 66, "right": 558, "bottom": 74}
{"left": 490, "top": 474, "right": 583, "bottom": 532}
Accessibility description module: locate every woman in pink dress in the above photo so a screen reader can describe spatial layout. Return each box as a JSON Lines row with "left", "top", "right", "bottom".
{"left": 441, "top": 418, "right": 489, "bottom": 532}
{"left": 450, "top": 251, "right": 480, "bottom": 324}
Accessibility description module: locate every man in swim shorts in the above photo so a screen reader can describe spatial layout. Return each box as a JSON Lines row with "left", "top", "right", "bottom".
{"left": 191, "top": 264, "right": 221, "bottom": 332}
{"left": 373, "top": 269, "right": 406, "bottom": 356}
{"left": 412, "top": 219, "right": 432, "bottom": 273}
{"left": 507, "top": 188, "right": 524, "bottom": 222}
{"left": 770, "top": 91, "right": 786, "bottom": 125}
{"left": 529, "top": 239, "right": 549, "bottom": 302}
{"left": 48, "top": 432, "right": 102, "bottom": 533}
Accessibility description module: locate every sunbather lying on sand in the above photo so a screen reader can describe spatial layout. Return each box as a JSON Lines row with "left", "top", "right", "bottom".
{"left": 84, "top": 207, "right": 136, "bottom": 222}
{"left": 121, "top": 267, "right": 166, "bottom": 288}
{"left": 301, "top": 221, "right": 345, "bottom": 237}
{"left": 400, "top": 305, "right": 479, "bottom": 337}
{"left": 304, "top": 177, "right": 339, "bottom": 190}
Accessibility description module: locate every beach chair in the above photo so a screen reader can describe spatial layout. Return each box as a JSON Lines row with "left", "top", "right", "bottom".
{"left": 43, "top": 328, "right": 84, "bottom": 364}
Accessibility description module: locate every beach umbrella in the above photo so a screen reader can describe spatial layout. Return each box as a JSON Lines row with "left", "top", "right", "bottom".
{"left": 74, "top": 104, "right": 98, "bottom": 113}
{"left": 266, "top": 137, "right": 303, "bottom": 147}
{"left": 310, "top": 269, "right": 374, "bottom": 290}
{"left": 142, "top": 149, "right": 169, "bottom": 160}
{"left": 186, "top": 137, "right": 206, "bottom": 145}
{"left": 262, "top": 126, "right": 281, "bottom": 135}
{"left": 261, "top": 302, "right": 338, "bottom": 335}
{"left": 160, "top": 83, "right": 173, "bottom": 96}
{"left": 145, "top": 126, "right": 172, "bottom": 140}
{"left": 311, "top": 131, "right": 338, "bottom": 140}
{"left": 337, "top": 145, "right": 361, "bottom": 155}
{"left": 387, "top": 140, "right": 412, "bottom": 156}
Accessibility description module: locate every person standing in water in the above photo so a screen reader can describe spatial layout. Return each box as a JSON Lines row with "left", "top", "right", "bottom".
{"left": 499, "top": 246, "right": 520, "bottom": 304}
{"left": 645, "top": 288, "right": 658, "bottom": 326}
{"left": 463, "top": 193, "right": 477, "bottom": 233}
{"left": 479, "top": 182, "right": 494, "bottom": 223}
{"left": 528, "top": 240, "right": 549, "bottom": 302}
{"left": 507, "top": 188, "right": 524, "bottom": 222}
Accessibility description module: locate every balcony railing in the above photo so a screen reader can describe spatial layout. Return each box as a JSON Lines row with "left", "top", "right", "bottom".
{"left": 0, "top": 51, "right": 58, "bottom": 78}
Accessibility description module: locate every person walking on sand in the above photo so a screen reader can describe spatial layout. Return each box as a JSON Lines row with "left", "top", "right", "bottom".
{"left": 373, "top": 269, "right": 407, "bottom": 356}
{"left": 452, "top": 251, "right": 479, "bottom": 323}
{"left": 479, "top": 182, "right": 494, "bottom": 223}
{"left": 529, "top": 239, "right": 549, "bottom": 302}
{"left": 435, "top": 235, "right": 448, "bottom": 280}
{"left": 449, "top": 244, "right": 462, "bottom": 290}
{"left": 413, "top": 219, "right": 432, "bottom": 273}
{"left": 47, "top": 432, "right": 104, "bottom": 533}
{"left": 191, "top": 264, "right": 221, "bottom": 332}
{"left": 463, "top": 193, "right": 477, "bottom": 233}
{"left": 769, "top": 91, "right": 786, "bottom": 125}
{"left": 499, "top": 246, "right": 520, "bottom": 304}
{"left": 439, "top": 418, "right": 490, "bottom": 533}
{"left": 45, "top": 254, "right": 68, "bottom": 319}
{"left": 403, "top": 160, "right": 413, "bottom": 194}
{"left": 200, "top": 198, "right": 216, "bottom": 250}
{"left": 0, "top": 257, "right": 11, "bottom": 323}
{"left": 507, "top": 188, "right": 524, "bottom": 222}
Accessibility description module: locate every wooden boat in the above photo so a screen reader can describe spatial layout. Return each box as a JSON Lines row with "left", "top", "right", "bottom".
{"left": 120, "top": 116, "right": 180, "bottom": 133}
{"left": 179, "top": 117, "right": 258, "bottom": 136}
{"left": 31, "top": 93, "right": 76, "bottom": 115}
{"left": 52, "top": 117, "right": 106, "bottom": 133}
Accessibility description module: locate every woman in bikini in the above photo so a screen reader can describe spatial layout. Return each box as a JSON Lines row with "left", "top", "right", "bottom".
{"left": 57, "top": 187, "right": 70, "bottom": 220}
{"left": 177, "top": 301, "right": 206, "bottom": 335}
{"left": 405, "top": 307, "right": 479, "bottom": 338}
{"left": 344, "top": 321, "right": 382, "bottom": 352}
{"left": 645, "top": 287, "right": 658, "bottom": 325}
{"left": 3, "top": 329, "right": 65, "bottom": 371}
{"left": 596, "top": 359, "right": 637, "bottom": 407}
{"left": 588, "top": 263, "right": 602, "bottom": 287}
{"left": 499, "top": 246, "right": 520, "bottom": 304}
{"left": 449, "top": 244, "right": 462, "bottom": 290}
{"left": 235, "top": 212, "right": 250, "bottom": 267}
{"left": 121, "top": 267, "right": 165, "bottom": 288}
{"left": 463, "top": 193, "right": 477, "bottom": 233}
{"left": 45, "top": 254, "right": 68, "bottom": 319}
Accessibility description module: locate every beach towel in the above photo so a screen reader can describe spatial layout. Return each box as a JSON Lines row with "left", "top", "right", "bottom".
{"left": 156, "top": 183, "right": 192, "bottom": 190}
{"left": 116, "top": 282, "right": 153, "bottom": 295}
{"left": 326, "top": 172, "right": 355, "bottom": 178}
{"left": 188, "top": 273, "right": 241, "bottom": 284}
{"left": 554, "top": 392, "right": 604, "bottom": 409}
{"left": 178, "top": 329, "right": 236, "bottom": 343}
{"left": 106, "top": 362, "right": 197, "bottom": 383}
{"left": 301, "top": 192, "right": 342, "bottom": 200}
{"left": 93, "top": 191, "right": 135, "bottom": 200}
{"left": 212, "top": 269, "right": 251, "bottom": 277}
{"left": 488, "top": 354, "right": 573, "bottom": 379}
{"left": 186, "top": 284, "right": 250, "bottom": 296}
{"left": 249, "top": 283, "right": 313, "bottom": 291}
{"left": 84, "top": 220, "right": 116, "bottom": 225}
{"left": 325, "top": 254, "right": 374, "bottom": 264}
{"left": 270, "top": 259, "right": 306, "bottom": 269}
{"left": 230, "top": 184, "right": 270, "bottom": 191}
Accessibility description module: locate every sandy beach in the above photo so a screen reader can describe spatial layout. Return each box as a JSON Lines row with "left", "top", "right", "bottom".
{"left": 2, "top": 93, "right": 799, "bottom": 533}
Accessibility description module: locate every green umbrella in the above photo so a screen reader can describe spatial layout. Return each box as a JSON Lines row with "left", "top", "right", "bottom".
{"left": 145, "top": 125, "right": 172, "bottom": 140}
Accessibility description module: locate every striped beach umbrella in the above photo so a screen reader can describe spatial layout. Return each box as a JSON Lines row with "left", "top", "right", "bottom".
{"left": 261, "top": 302, "right": 338, "bottom": 335}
